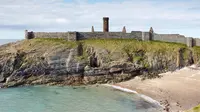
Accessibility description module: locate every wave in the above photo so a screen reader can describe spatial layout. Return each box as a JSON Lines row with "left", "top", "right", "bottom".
{"left": 104, "top": 84, "right": 164, "bottom": 108}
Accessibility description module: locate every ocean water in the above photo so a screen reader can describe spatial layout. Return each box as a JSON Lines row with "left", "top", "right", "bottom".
{"left": 0, "top": 39, "right": 19, "bottom": 45}
{"left": 0, "top": 86, "right": 161, "bottom": 112}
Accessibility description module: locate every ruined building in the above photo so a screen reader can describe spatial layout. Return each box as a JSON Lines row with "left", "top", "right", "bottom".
{"left": 25, "top": 17, "right": 200, "bottom": 47}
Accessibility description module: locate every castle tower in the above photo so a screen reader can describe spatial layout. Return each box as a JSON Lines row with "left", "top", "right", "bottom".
{"left": 91, "top": 26, "right": 94, "bottom": 33}
{"left": 103, "top": 17, "right": 109, "bottom": 32}
{"left": 122, "top": 26, "right": 126, "bottom": 33}
{"left": 149, "top": 27, "right": 154, "bottom": 40}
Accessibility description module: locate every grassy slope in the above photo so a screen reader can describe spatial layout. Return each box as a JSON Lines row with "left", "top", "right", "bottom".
{"left": 82, "top": 38, "right": 187, "bottom": 53}
{"left": 2, "top": 38, "right": 197, "bottom": 63}
{"left": 17, "top": 38, "right": 77, "bottom": 52}
{"left": 11, "top": 38, "right": 77, "bottom": 58}
{"left": 186, "top": 105, "right": 200, "bottom": 112}
{"left": 82, "top": 39, "right": 198, "bottom": 64}
{"left": 13, "top": 38, "right": 191, "bottom": 54}
{"left": 10, "top": 38, "right": 200, "bottom": 63}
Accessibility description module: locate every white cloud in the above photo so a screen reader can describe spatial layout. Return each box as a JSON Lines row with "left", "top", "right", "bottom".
{"left": 0, "top": 0, "right": 200, "bottom": 39}
{"left": 55, "top": 18, "right": 69, "bottom": 23}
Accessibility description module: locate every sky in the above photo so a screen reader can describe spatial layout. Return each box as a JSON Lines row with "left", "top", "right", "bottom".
{"left": 1, "top": 0, "right": 200, "bottom": 39}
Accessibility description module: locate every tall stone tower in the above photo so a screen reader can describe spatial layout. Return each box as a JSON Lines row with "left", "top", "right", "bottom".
{"left": 103, "top": 17, "right": 109, "bottom": 32}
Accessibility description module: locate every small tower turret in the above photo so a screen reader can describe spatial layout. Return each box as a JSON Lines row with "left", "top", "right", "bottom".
{"left": 122, "top": 26, "right": 126, "bottom": 33}
{"left": 25, "top": 30, "right": 28, "bottom": 39}
{"left": 149, "top": 27, "right": 154, "bottom": 40}
{"left": 91, "top": 26, "right": 94, "bottom": 33}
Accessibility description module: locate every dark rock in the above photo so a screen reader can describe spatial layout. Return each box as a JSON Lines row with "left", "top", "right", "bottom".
{"left": 89, "top": 53, "right": 99, "bottom": 67}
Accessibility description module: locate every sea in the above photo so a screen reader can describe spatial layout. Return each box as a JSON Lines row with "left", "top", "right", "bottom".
{"left": 0, "top": 86, "right": 162, "bottom": 112}
{"left": 0, "top": 39, "right": 19, "bottom": 45}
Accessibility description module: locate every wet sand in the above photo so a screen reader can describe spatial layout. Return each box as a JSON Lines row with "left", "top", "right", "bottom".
{"left": 116, "top": 65, "right": 200, "bottom": 112}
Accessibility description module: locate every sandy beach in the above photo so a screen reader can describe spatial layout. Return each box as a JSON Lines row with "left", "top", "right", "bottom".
{"left": 115, "top": 65, "right": 200, "bottom": 112}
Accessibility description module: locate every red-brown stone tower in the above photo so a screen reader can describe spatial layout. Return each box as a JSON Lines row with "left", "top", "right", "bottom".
{"left": 103, "top": 17, "right": 109, "bottom": 32}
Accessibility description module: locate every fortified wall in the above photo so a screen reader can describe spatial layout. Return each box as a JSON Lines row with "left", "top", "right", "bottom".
{"left": 25, "top": 17, "right": 200, "bottom": 47}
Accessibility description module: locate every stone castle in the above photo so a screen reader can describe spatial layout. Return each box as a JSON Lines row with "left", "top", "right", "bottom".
{"left": 25, "top": 17, "right": 200, "bottom": 47}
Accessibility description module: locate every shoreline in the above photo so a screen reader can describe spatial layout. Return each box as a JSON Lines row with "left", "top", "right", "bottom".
{"left": 104, "top": 84, "right": 164, "bottom": 108}
{"left": 114, "top": 65, "right": 200, "bottom": 112}
{"left": 104, "top": 84, "right": 172, "bottom": 112}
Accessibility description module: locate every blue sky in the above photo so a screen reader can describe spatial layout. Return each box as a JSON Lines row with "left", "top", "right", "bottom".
{"left": 0, "top": 0, "right": 200, "bottom": 39}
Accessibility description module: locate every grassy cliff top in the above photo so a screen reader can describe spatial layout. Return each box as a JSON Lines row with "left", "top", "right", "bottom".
{"left": 0, "top": 38, "right": 77, "bottom": 56}
{"left": 1, "top": 38, "right": 200, "bottom": 60}
{"left": 82, "top": 38, "right": 188, "bottom": 53}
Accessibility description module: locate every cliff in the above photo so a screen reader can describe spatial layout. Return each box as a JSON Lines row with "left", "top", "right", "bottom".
{"left": 0, "top": 38, "right": 199, "bottom": 88}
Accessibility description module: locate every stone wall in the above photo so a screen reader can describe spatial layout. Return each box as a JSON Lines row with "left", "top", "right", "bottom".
{"left": 193, "top": 38, "right": 200, "bottom": 46}
{"left": 153, "top": 34, "right": 187, "bottom": 44}
{"left": 27, "top": 31, "right": 143, "bottom": 41}
{"left": 33, "top": 32, "right": 68, "bottom": 39}
{"left": 142, "top": 32, "right": 150, "bottom": 41}
{"left": 30, "top": 32, "right": 77, "bottom": 41}
{"left": 77, "top": 32, "right": 142, "bottom": 40}
{"left": 186, "top": 37, "right": 193, "bottom": 47}
{"left": 130, "top": 31, "right": 143, "bottom": 40}
{"left": 25, "top": 30, "right": 200, "bottom": 47}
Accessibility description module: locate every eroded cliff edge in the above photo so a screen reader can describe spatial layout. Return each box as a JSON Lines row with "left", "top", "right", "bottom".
{"left": 0, "top": 38, "right": 199, "bottom": 88}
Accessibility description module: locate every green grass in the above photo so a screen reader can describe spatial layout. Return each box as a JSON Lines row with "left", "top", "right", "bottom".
{"left": 186, "top": 105, "right": 200, "bottom": 112}
{"left": 16, "top": 38, "right": 77, "bottom": 54}
{"left": 192, "top": 46, "right": 200, "bottom": 63}
{"left": 193, "top": 46, "right": 200, "bottom": 55}
{"left": 20, "top": 38, "right": 193, "bottom": 55}
{"left": 82, "top": 38, "right": 187, "bottom": 53}
{"left": 34, "top": 38, "right": 77, "bottom": 47}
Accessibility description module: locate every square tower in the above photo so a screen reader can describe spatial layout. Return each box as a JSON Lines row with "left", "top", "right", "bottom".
{"left": 103, "top": 17, "right": 109, "bottom": 32}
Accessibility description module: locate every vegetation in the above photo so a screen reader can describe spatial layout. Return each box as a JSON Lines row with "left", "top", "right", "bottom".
{"left": 82, "top": 39, "right": 193, "bottom": 65}
{"left": 9, "top": 38, "right": 200, "bottom": 67}
{"left": 186, "top": 105, "right": 200, "bottom": 112}
{"left": 18, "top": 38, "right": 77, "bottom": 51}
{"left": 20, "top": 38, "right": 200, "bottom": 64}
{"left": 14, "top": 38, "right": 77, "bottom": 57}
{"left": 192, "top": 46, "right": 200, "bottom": 63}
{"left": 82, "top": 38, "right": 187, "bottom": 53}
{"left": 18, "top": 38, "right": 199, "bottom": 56}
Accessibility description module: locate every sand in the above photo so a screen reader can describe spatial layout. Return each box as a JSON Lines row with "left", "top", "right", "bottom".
{"left": 116, "top": 65, "right": 200, "bottom": 112}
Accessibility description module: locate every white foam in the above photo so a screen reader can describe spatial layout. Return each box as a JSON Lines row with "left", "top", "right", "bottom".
{"left": 104, "top": 84, "right": 138, "bottom": 94}
{"left": 104, "top": 84, "right": 164, "bottom": 108}
{"left": 140, "top": 94, "right": 161, "bottom": 106}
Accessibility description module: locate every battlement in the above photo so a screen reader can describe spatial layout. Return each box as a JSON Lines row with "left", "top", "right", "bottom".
{"left": 25, "top": 17, "right": 200, "bottom": 47}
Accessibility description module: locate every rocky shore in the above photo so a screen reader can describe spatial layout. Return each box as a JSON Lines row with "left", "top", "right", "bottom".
{"left": 0, "top": 38, "right": 198, "bottom": 88}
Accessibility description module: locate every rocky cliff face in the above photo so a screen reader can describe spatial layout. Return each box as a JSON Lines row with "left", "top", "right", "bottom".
{"left": 0, "top": 38, "right": 198, "bottom": 88}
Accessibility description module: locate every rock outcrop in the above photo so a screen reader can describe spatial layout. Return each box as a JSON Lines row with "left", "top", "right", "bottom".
{"left": 0, "top": 38, "right": 197, "bottom": 88}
